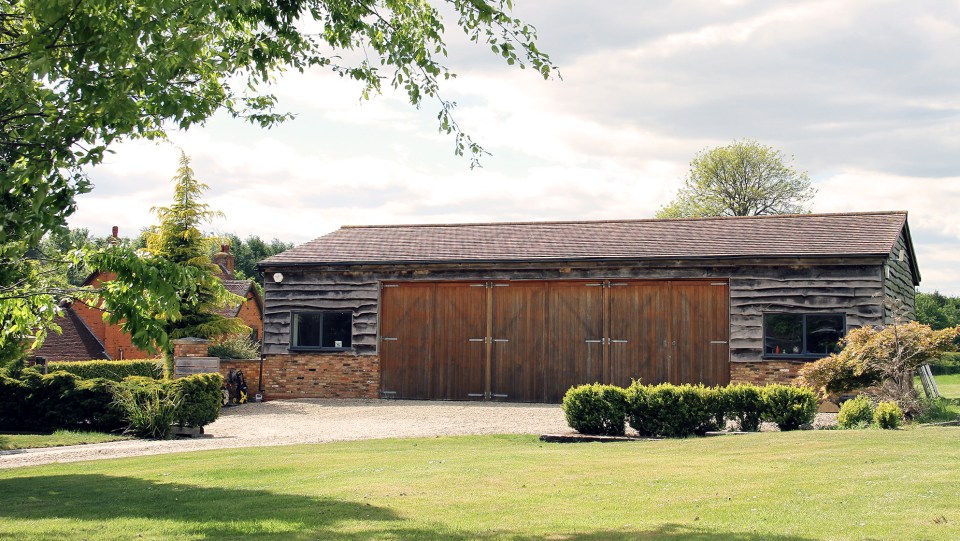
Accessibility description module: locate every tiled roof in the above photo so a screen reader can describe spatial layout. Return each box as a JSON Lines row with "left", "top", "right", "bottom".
{"left": 261, "top": 211, "right": 909, "bottom": 266}
{"left": 34, "top": 306, "right": 108, "bottom": 362}
{"left": 217, "top": 279, "right": 255, "bottom": 318}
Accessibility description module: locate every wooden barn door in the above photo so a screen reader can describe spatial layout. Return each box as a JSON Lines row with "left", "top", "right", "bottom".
{"left": 432, "top": 283, "right": 487, "bottom": 399}
{"left": 544, "top": 282, "right": 604, "bottom": 402}
{"left": 489, "top": 282, "right": 547, "bottom": 402}
{"left": 379, "top": 283, "right": 434, "bottom": 399}
{"left": 669, "top": 281, "right": 729, "bottom": 386}
{"left": 607, "top": 281, "right": 671, "bottom": 387}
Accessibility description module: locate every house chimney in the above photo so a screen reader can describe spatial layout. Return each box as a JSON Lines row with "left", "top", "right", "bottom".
{"left": 108, "top": 226, "right": 120, "bottom": 245}
{"left": 212, "top": 243, "right": 235, "bottom": 278}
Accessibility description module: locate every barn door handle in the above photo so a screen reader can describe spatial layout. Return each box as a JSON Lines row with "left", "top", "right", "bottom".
{"left": 672, "top": 341, "right": 677, "bottom": 346}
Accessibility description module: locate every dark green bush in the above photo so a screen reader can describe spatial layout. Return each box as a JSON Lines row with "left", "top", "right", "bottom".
{"left": 837, "top": 395, "right": 874, "bottom": 429}
{"left": 873, "top": 401, "right": 904, "bottom": 429}
{"left": 0, "top": 368, "right": 124, "bottom": 433}
{"left": 47, "top": 360, "right": 162, "bottom": 381}
{"left": 625, "top": 381, "right": 655, "bottom": 436}
{"left": 562, "top": 383, "right": 628, "bottom": 436}
{"left": 174, "top": 373, "right": 224, "bottom": 427}
{"left": 725, "top": 384, "right": 765, "bottom": 432}
{"left": 913, "top": 398, "right": 958, "bottom": 424}
{"left": 629, "top": 383, "right": 715, "bottom": 438}
{"left": 762, "top": 385, "right": 818, "bottom": 431}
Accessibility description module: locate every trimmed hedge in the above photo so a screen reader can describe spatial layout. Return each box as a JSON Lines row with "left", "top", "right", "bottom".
{"left": 0, "top": 367, "right": 125, "bottom": 433}
{"left": 566, "top": 381, "right": 821, "bottom": 438}
{"left": 762, "top": 385, "right": 818, "bottom": 431}
{"left": 174, "top": 373, "right": 224, "bottom": 427}
{"left": 629, "top": 383, "right": 717, "bottom": 438}
{"left": 562, "top": 384, "right": 627, "bottom": 436}
{"left": 725, "top": 384, "right": 765, "bottom": 432}
{"left": 47, "top": 360, "right": 163, "bottom": 381}
{"left": 0, "top": 361, "right": 223, "bottom": 437}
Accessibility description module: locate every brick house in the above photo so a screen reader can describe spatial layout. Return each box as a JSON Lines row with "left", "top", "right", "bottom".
{"left": 256, "top": 211, "right": 920, "bottom": 402}
{"left": 35, "top": 235, "right": 263, "bottom": 362}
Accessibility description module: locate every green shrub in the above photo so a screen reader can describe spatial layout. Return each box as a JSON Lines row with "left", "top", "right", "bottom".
{"left": 725, "top": 384, "right": 765, "bottom": 432}
{"left": 629, "top": 383, "right": 715, "bottom": 438}
{"left": 209, "top": 336, "right": 260, "bottom": 360}
{"left": 837, "top": 395, "right": 875, "bottom": 429}
{"left": 762, "top": 385, "right": 818, "bottom": 431}
{"left": 114, "top": 378, "right": 182, "bottom": 439}
{"left": 874, "top": 401, "right": 904, "bottom": 429}
{"left": 913, "top": 398, "right": 959, "bottom": 424}
{"left": 174, "top": 373, "right": 224, "bottom": 427}
{"left": 47, "top": 360, "right": 162, "bottom": 381}
{"left": 562, "top": 384, "right": 628, "bottom": 436}
{"left": 0, "top": 368, "right": 125, "bottom": 433}
{"left": 625, "top": 382, "right": 655, "bottom": 436}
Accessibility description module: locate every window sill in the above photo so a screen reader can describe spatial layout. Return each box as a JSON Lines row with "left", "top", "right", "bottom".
{"left": 761, "top": 355, "right": 829, "bottom": 361}
{"left": 289, "top": 347, "right": 353, "bottom": 353}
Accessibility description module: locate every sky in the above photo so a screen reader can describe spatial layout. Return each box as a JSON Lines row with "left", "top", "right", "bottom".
{"left": 69, "top": 1, "right": 960, "bottom": 293}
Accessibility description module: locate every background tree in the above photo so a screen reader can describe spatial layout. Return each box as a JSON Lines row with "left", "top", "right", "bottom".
{"left": 1, "top": 0, "right": 555, "bottom": 364}
{"left": 99, "top": 153, "right": 249, "bottom": 375}
{"left": 656, "top": 140, "right": 815, "bottom": 218}
{"left": 220, "top": 234, "right": 295, "bottom": 287}
{"left": 915, "top": 291, "right": 960, "bottom": 333}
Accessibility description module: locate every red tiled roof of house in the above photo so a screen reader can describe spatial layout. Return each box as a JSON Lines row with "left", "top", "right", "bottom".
{"left": 261, "top": 211, "right": 911, "bottom": 266}
{"left": 34, "top": 306, "right": 108, "bottom": 362}
{"left": 216, "top": 279, "right": 255, "bottom": 318}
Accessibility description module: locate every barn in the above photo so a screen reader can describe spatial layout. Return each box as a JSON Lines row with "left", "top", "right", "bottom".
{"left": 257, "top": 211, "right": 919, "bottom": 402}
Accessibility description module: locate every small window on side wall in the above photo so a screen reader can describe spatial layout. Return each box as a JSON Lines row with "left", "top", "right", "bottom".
{"left": 291, "top": 311, "right": 352, "bottom": 350}
{"left": 764, "top": 313, "right": 845, "bottom": 357}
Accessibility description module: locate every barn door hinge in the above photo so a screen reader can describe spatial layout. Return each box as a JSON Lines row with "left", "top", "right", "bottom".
{"left": 467, "top": 393, "right": 485, "bottom": 398}
{"left": 710, "top": 340, "right": 728, "bottom": 344}
{"left": 381, "top": 337, "right": 398, "bottom": 342}
{"left": 381, "top": 284, "right": 399, "bottom": 289}
{"left": 469, "top": 338, "right": 487, "bottom": 343}
{"left": 491, "top": 393, "right": 508, "bottom": 399}
{"left": 710, "top": 282, "right": 726, "bottom": 286}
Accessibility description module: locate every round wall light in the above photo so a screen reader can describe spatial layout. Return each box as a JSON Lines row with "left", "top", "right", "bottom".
{"left": 273, "top": 272, "right": 284, "bottom": 283}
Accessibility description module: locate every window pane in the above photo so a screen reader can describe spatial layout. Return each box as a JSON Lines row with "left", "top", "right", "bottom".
{"left": 804, "top": 314, "right": 845, "bottom": 355}
{"left": 294, "top": 313, "right": 321, "bottom": 347}
{"left": 764, "top": 314, "right": 803, "bottom": 355}
{"left": 322, "top": 312, "right": 352, "bottom": 348}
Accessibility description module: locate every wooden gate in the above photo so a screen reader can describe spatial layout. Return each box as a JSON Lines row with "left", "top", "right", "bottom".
{"left": 379, "top": 279, "right": 729, "bottom": 402}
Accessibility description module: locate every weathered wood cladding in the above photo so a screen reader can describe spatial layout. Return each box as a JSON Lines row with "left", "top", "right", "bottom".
{"left": 261, "top": 257, "right": 890, "bottom": 361}
{"left": 883, "top": 231, "right": 917, "bottom": 323}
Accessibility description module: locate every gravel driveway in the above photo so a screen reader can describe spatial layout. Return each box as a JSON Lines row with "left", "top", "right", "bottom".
{"left": 0, "top": 399, "right": 568, "bottom": 469}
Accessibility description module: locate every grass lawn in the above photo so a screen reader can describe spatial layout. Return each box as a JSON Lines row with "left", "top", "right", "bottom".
{"left": 1, "top": 430, "right": 958, "bottom": 540}
{"left": 933, "top": 373, "right": 960, "bottom": 399}
{"left": 0, "top": 430, "right": 129, "bottom": 451}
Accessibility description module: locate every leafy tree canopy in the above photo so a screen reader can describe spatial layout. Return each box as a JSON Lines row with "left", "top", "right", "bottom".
{"left": 656, "top": 140, "right": 815, "bottom": 219}
{"left": 0, "top": 0, "right": 555, "bottom": 364}
{"left": 915, "top": 291, "right": 960, "bottom": 332}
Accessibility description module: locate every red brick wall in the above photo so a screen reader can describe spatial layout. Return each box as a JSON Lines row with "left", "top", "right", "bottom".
{"left": 729, "top": 361, "right": 808, "bottom": 386}
{"left": 261, "top": 353, "right": 379, "bottom": 399}
{"left": 74, "top": 272, "right": 152, "bottom": 360}
{"left": 219, "top": 359, "right": 262, "bottom": 392}
{"left": 237, "top": 291, "right": 263, "bottom": 341}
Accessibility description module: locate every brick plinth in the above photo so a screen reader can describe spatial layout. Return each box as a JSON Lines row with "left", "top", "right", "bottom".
{"left": 262, "top": 354, "right": 379, "bottom": 399}
{"left": 730, "top": 360, "right": 809, "bottom": 386}
{"left": 173, "top": 338, "right": 211, "bottom": 358}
